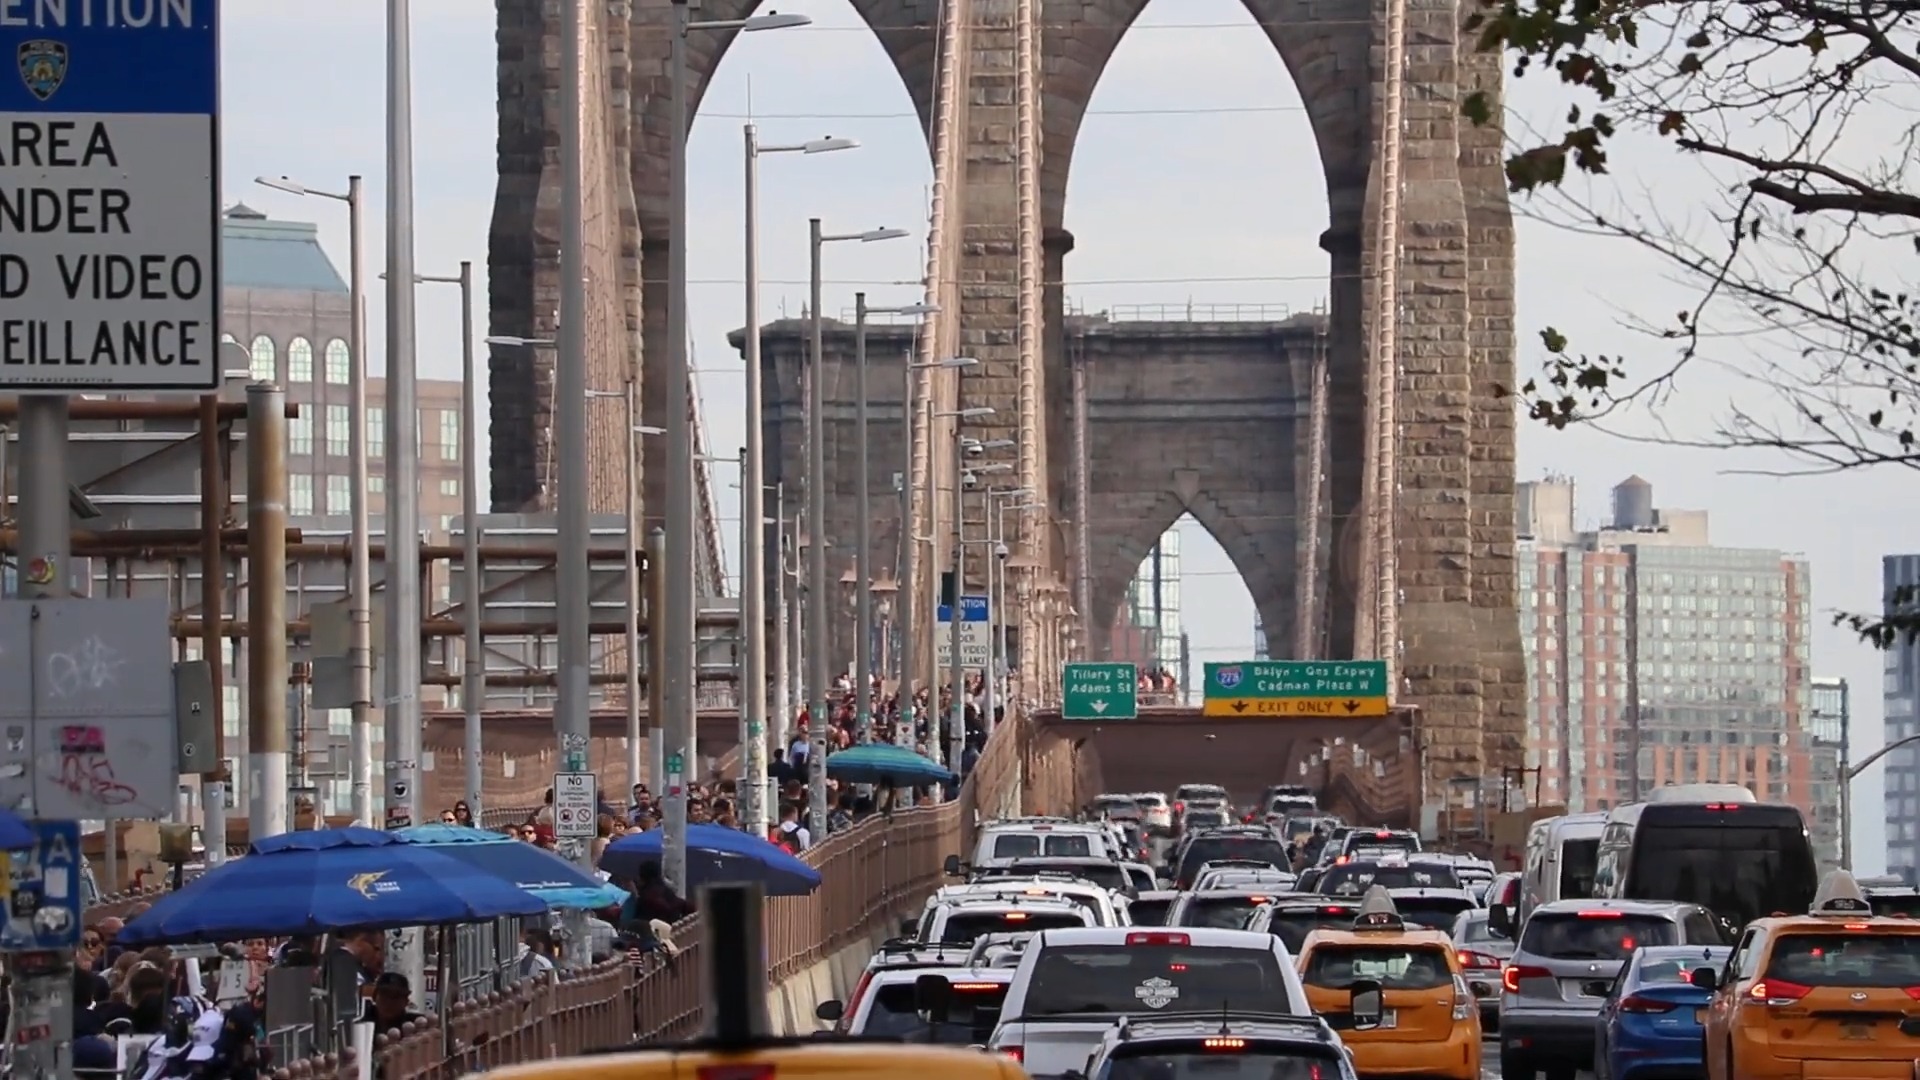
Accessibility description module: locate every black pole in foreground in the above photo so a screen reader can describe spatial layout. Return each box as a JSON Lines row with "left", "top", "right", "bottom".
{"left": 703, "top": 883, "right": 772, "bottom": 1045}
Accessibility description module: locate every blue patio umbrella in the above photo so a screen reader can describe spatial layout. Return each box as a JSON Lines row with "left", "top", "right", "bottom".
{"left": 825, "top": 742, "right": 955, "bottom": 786}
{"left": 0, "top": 810, "right": 37, "bottom": 851}
{"left": 600, "top": 824, "right": 821, "bottom": 897}
{"left": 249, "top": 825, "right": 400, "bottom": 855}
{"left": 393, "top": 824, "right": 628, "bottom": 909}
{"left": 116, "top": 834, "right": 549, "bottom": 945}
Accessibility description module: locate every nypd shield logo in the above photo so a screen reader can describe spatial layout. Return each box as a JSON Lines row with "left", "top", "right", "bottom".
{"left": 16, "top": 40, "right": 67, "bottom": 103}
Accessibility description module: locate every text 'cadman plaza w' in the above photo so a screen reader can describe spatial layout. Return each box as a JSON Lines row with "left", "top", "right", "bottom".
{"left": 0, "top": 0, "right": 220, "bottom": 390}
{"left": 1202, "top": 660, "right": 1391, "bottom": 718}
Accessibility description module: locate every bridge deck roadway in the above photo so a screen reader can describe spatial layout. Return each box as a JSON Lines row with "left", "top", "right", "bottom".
{"left": 1031, "top": 706, "right": 1420, "bottom": 828}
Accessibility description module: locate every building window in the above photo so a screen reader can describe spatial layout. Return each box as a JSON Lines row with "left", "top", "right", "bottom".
{"left": 326, "top": 475, "right": 351, "bottom": 515}
{"left": 289, "top": 412, "right": 313, "bottom": 456}
{"left": 368, "top": 407, "right": 385, "bottom": 459}
{"left": 290, "top": 474, "right": 314, "bottom": 516}
{"left": 440, "top": 478, "right": 460, "bottom": 499}
{"left": 325, "top": 339, "right": 350, "bottom": 385}
{"left": 368, "top": 475, "right": 384, "bottom": 493}
{"left": 248, "top": 335, "right": 275, "bottom": 380}
{"left": 326, "top": 405, "right": 349, "bottom": 457}
{"left": 288, "top": 338, "right": 314, "bottom": 382}
{"left": 440, "top": 410, "right": 460, "bottom": 461}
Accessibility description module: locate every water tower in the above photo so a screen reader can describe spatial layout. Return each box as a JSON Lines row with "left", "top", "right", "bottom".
{"left": 1612, "top": 475, "right": 1654, "bottom": 529}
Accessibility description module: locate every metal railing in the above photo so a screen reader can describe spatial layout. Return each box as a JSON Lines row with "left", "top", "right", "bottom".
{"left": 1101, "top": 303, "right": 1295, "bottom": 322}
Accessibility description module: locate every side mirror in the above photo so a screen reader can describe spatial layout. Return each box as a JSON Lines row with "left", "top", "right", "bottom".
{"left": 1688, "top": 967, "right": 1719, "bottom": 991}
{"left": 814, "top": 999, "right": 844, "bottom": 1022}
{"left": 943, "top": 854, "right": 964, "bottom": 877}
{"left": 1349, "top": 979, "right": 1385, "bottom": 1031}
{"left": 1487, "top": 903, "right": 1515, "bottom": 938}
{"left": 915, "top": 973, "right": 954, "bottom": 1028}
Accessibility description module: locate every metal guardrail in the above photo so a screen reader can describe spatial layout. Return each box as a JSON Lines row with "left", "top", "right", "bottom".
{"left": 1101, "top": 303, "right": 1294, "bottom": 322}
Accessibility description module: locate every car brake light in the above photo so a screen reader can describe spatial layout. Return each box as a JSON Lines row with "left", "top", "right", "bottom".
{"left": 1375, "top": 831, "right": 1392, "bottom": 839}
{"left": 950, "top": 983, "right": 1001, "bottom": 991}
{"left": 1618, "top": 994, "right": 1676, "bottom": 1014}
{"left": 1577, "top": 910, "right": 1625, "bottom": 919}
{"left": 1202, "top": 1038, "right": 1247, "bottom": 1050}
{"left": 1844, "top": 922, "right": 1871, "bottom": 930}
{"left": 1322, "top": 907, "right": 1352, "bottom": 915}
{"left": 1127, "top": 932, "right": 1191, "bottom": 946}
{"left": 697, "top": 1068, "right": 775, "bottom": 1080}
{"left": 1904, "top": 987, "right": 1920, "bottom": 1001}
{"left": 1748, "top": 979, "right": 1812, "bottom": 1003}
{"left": 1457, "top": 949, "right": 1497, "bottom": 968}
{"left": 1248, "top": 896, "right": 1268, "bottom": 904}
{"left": 1704, "top": 803, "right": 1739, "bottom": 811}
{"left": 1174, "top": 802, "right": 1185, "bottom": 813}
{"left": 1000, "top": 1047, "right": 1024, "bottom": 1064}
{"left": 1335, "top": 855, "right": 1350, "bottom": 865}
{"left": 1503, "top": 964, "right": 1550, "bottom": 993}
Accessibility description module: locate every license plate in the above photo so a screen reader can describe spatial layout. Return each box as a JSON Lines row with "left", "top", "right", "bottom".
{"left": 1377, "top": 1010, "right": 1397, "bottom": 1029}
{"left": 1844, "top": 1024, "right": 1874, "bottom": 1040}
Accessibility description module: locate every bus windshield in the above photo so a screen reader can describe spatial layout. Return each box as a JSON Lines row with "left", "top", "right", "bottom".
{"left": 1623, "top": 805, "right": 1816, "bottom": 929}
{"left": 1558, "top": 838, "right": 1599, "bottom": 900}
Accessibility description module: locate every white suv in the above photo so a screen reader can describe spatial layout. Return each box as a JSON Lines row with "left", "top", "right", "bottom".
{"left": 986, "top": 926, "right": 1314, "bottom": 1078}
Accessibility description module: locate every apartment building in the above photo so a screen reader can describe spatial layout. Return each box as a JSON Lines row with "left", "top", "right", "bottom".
{"left": 1516, "top": 476, "right": 1817, "bottom": 822}
{"left": 1883, "top": 554, "right": 1920, "bottom": 877}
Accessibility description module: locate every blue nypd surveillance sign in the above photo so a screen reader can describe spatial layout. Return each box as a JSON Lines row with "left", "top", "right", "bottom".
{"left": 0, "top": 0, "right": 221, "bottom": 392}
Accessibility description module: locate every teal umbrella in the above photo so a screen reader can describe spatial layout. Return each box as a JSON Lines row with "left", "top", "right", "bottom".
{"left": 824, "top": 743, "right": 956, "bottom": 786}
{"left": 394, "top": 824, "right": 628, "bottom": 909}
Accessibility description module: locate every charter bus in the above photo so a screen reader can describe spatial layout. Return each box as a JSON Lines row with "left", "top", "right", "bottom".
{"left": 1590, "top": 783, "right": 1818, "bottom": 934}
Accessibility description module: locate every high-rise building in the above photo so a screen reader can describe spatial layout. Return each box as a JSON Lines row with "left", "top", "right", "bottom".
{"left": 1516, "top": 475, "right": 1814, "bottom": 813}
{"left": 1809, "top": 676, "right": 1849, "bottom": 870}
{"left": 1882, "top": 554, "right": 1920, "bottom": 877}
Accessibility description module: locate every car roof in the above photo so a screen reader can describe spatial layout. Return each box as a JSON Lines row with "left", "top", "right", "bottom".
{"left": 1267, "top": 897, "right": 1359, "bottom": 912}
{"left": 1631, "top": 944, "right": 1729, "bottom": 964}
{"left": 1530, "top": 898, "right": 1702, "bottom": 917}
{"left": 940, "top": 879, "right": 1109, "bottom": 897}
{"left": 1185, "top": 885, "right": 1287, "bottom": 898}
{"left": 1032, "top": 926, "right": 1284, "bottom": 948}
{"left": 866, "top": 965, "right": 1013, "bottom": 986}
{"left": 1383, "top": 886, "right": 1478, "bottom": 902}
{"left": 939, "top": 896, "right": 1084, "bottom": 913}
{"left": 1133, "top": 890, "right": 1179, "bottom": 901}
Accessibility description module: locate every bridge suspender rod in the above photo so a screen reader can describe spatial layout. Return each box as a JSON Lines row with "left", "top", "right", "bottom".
{"left": 1015, "top": 0, "right": 1046, "bottom": 679}
{"left": 1368, "top": 0, "right": 1408, "bottom": 685}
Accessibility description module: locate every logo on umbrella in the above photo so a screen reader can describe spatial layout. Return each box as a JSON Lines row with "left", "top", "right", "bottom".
{"left": 348, "top": 871, "right": 398, "bottom": 899}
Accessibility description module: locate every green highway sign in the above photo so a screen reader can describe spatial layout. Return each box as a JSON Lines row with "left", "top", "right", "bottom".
{"left": 1201, "top": 660, "right": 1390, "bottom": 718}
{"left": 1062, "top": 662, "right": 1139, "bottom": 720}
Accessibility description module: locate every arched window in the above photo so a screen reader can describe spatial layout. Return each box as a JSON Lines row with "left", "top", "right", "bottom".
{"left": 248, "top": 335, "right": 275, "bottom": 380}
{"left": 324, "top": 339, "right": 351, "bottom": 385}
{"left": 288, "top": 338, "right": 314, "bottom": 382}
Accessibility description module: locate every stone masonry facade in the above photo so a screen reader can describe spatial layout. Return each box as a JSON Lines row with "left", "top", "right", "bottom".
{"left": 489, "top": 0, "right": 1523, "bottom": 786}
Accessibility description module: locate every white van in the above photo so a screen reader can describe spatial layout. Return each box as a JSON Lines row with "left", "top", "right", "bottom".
{"left": 1517, "top": 811, "right": 1607, "bottom": 923}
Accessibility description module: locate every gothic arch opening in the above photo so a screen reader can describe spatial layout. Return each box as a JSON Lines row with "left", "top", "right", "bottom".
{"left": 1064, "top": 0, "right": 1328, "bottom": 666}
{"left": 683, "top": 0, "right": 935, "bottom": 583}
{"left": 1097, "top": 516, "right": 1264, "bottom": 696}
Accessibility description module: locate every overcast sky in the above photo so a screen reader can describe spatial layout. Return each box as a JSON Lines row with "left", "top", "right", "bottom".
{"left": 222, "top": 0, "right": 1909, "bottom": 871}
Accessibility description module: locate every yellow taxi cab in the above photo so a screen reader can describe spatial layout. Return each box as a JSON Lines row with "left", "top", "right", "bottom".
{"left": 1698, "top": 869, "right": 1920, "bottom": 1080}
{"left": 1294, "top": 885, "right": 1482, "bottom": 1079}
{"left": 485, "top": 884, "right": 1033, "bottom": 1080}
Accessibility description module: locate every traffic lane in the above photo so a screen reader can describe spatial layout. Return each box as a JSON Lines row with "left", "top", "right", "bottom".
{"left": 1480, "top": 1038, "right": 1594, "bottom": 1080}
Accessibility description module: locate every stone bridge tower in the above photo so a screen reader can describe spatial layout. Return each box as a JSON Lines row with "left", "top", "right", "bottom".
{"left": 488, "top": 0, "right": 1526, "bottom": 784}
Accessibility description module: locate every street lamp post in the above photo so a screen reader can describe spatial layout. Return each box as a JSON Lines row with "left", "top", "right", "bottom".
{"left": 1840, "top": 732, "right": 1920, "bottom": 869}
{"left": 416, "top": 265, "right": 478, "bottom": 814}
{"left": 744, "top": 129, "right": 856, "bottom": 838}
{"left": 985, "top": 487, "right": 1033, "bottom": 730}
{"left": 254, "top": 175, "right": 373, "bottom": 825}
{"left": 666, "top": 2, "right": 813, "bottom": 894}
{"left": 938, "top": 409, "right": 995, "bottom": 769}
{"left": 851, "top": 297, "right": 939, "bottom": 745}
{"left": 897, "top": 356, "right": 975, "bottom": 748}
{"left": 806, "top": 221, "right": 909, "bottom": 836}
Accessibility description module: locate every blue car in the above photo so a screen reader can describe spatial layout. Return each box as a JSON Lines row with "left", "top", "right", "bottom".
{"left": 1594, "top": 944, "right": 1730, "bottom": 1080}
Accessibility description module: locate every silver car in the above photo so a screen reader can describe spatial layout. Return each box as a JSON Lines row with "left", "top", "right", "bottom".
{"left": 1450, "top": 907, "right": 1514, "bottom": 1029}
{"left": 1497, "top": 898, "right": 1722, "bottom": 1080}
